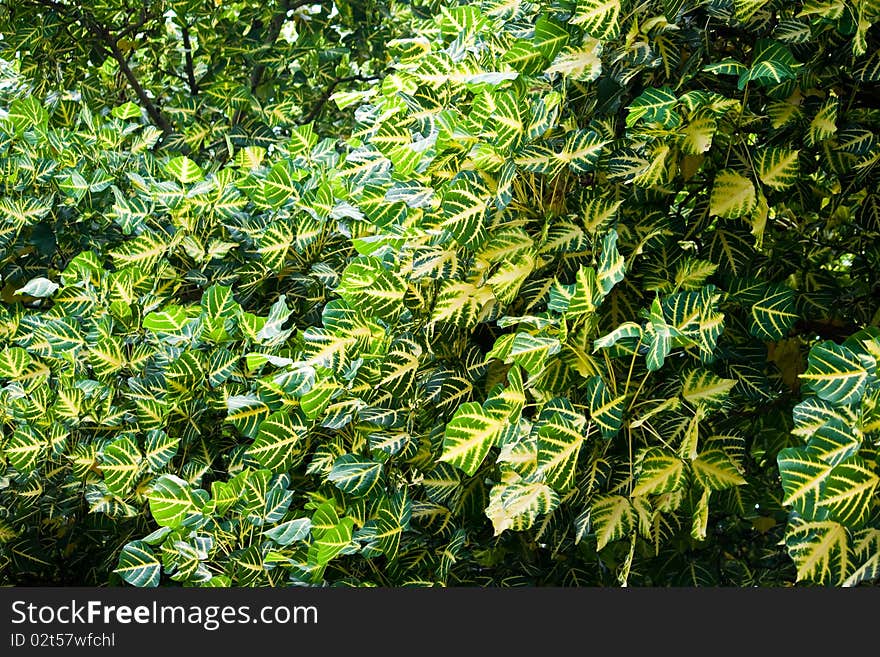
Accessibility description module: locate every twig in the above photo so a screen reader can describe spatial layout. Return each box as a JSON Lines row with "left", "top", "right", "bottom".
{"left": 104, "top": 33, "right": 174, "bottom": 136}
{"left": 28, "top": 0, "right": 175, "bottom": 139}
{"left": 182, "top": 23, "right": 199, "bottom": 95}
{"left": 248, "top": 0, "right": 319, "bottom": 94}
{"left": 117, "top": 7, "right": 153, "bottom": 39}
{"left": 298, "top": 74, "right": 379, "bottom": 125}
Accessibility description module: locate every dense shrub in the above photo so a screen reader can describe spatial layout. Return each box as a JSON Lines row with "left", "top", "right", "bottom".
{"left": 0, "top": 0, "right": 878, "bottom": 586}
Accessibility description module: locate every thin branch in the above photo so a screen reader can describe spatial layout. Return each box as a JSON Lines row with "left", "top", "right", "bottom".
{"left": 298, "top": 74, "right": 380, "bottom": 125}
{"left": 117, "top": 7, "right": 152, "bottom": 39}
{"left": 27, "top": 0, "right": 174, "bottom": 139}
{"left": 158, "top": 66, "right": 190, "bottom": 86}
{"left": 104, "top": 32, "right": 174, "bottom": 136}
{"left": 182, "top": 23, "right": 199, "bottom": 95}
{"left": 249, "top": 0, "right": 295, "bottom": 94}
{"left": 231, "top": 0, "right": 321, "bottom": 127}
{"left": 203, "top": 74, "right": 379, "bottom": 154}
{"left": 248, "top": 0, "right": 324, "bottom": 93}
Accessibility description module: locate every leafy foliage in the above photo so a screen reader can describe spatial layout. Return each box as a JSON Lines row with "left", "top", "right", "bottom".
{"left": 0, "top": 0, "right": 878, "bottom": 587}
{"left": 780, "top": 329, "right": 880, "bottom": 584}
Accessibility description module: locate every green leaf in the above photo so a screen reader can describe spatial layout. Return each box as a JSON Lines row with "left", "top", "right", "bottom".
{"left": 735, "top": 0, "right": 771, "bottom": 22}
{"left": 337, "top": 257, "right": 407, "bottom": 320}
{"left": 784, "top": 518, "right": 850, "bottom": 584}
{"left": 710, "top": 170, "right": 756, "bottom": 218}
{"left": 800, "top": 341, "right": 869, "bottom": 405}
{"left": 300, "top": 379, "right": 341, "bottom": 419}
{"left": 485, "top": 481, "right": 559, "bottom": 535}
{"left": 561, "top": 129, "right": 605, "bottom": 172}
{"left": 537, "top": 413, "right": 585, "bottom": 491}
{"left": 226, "top": 395, "right": 270, "bottom": 439}
{"left": 703, "top": 59, "right": 748, "bottom": 76}
{"left": 691, "top": 488, "right": 710, "bottom": 541}
{"left": 101, "top": 435, "right": 142, "bottom": 496}
{"left": 627, "top": 87, "right": 678, "bottom": 127}
{"left": 486, "top": 253, "right": 534, "bottom": 305}
{"left": 263, "top": 518, "right": 312, "bottom": 546}
{"left": 571, "top": 0, "right": 621, "bottom": 40}
{"left": 4, "top": 426, "right": 46, "bottom": 473}
{"left": 546, "top": 43, "right": 603, "bottom": 82}
{"left": 566, "top": 266, "right": 602, "bottom": 317}
{"left": 6, "top": 97, "right": 48, "bottom": 133}
{"left": 0, "top": 347, "right": 33, "bottom": 379}
{"left": 288, "top": 124, "right": 318, "bottom": 156}
{"left": 200, "top": 284, "right": 240, "bottom": 344}
{"left": 818, "top": 457, "right": 879, "bottom": 526}
{"left": 585, "top": 375, "right": 626, "bottom": 438}
{"left": 590, "top": 495, "right": 634, "bottom": 550}
{"left": 308, "top": 499, "right": 340, "bottom": 537}
{"left": 593, "top": 323, "right": 642, "bottom": 351}
{"left": 315, "top": 516, "right": 355, "bottom": 565}
{"left": 256, "top": 295, "right": 293, "bottom": 345}
{"left": 40, "top": 318, "right": 85, "bottom": 357}
{"left": 248, "top": 410, "right": 308, "bottom": 473}
{"left": 582, "top": 195, "right": 622, "bottom": 233}
{"left": 645, "top": 296, "right": 673, "bottom": 371}
{"left": 632, "top": 448, "right": 686, "bottom": 497}
{"left": 110, "top": 232, "right": 167, "bottom": 269}
{"left": 533, "top": 17, "right": 569, "bottom": 60}
{"left": 115, "top": 541, "right": 161, "bottom": 587}
{"left": 370, "top": 491, "right": 411, "bottom": 560}
{"left": 57, "top": 171, "right": 89, "bottom": 201}
{"left": 691, "top": 450, "right": 746, "bottom": 491}
{"left": 143, "top": 306, "right": 190, "bottom": 334}
{"left": 750, "top": 285, "right": 798, "bottom": 340}
{"left": 328, "top": 455, "right": 383, "bottom": 497}
{"left": 808, "top": 100, "right": 838, "bottom": 146}
{"left": 597, "top": 229, "right": 625, "bottom": 295}
{"left": 489, "top": 91, "right": 525, "bottom": 151}
{"left": 806, "top": 418, "right": 861, "bottom": 466}
{"left": 680, "top": 110, "right": 717, "bottom": 155}
{"left": 258, "top": 221, "right": 294, "bottom": 272}
{"left": 516, "top": 144, "right": 565, "bottom": 175}
{"left": 756, "top": 147, "right": 800, "bottom": 190}
{"left": 421, "top": 463, "right": 461, "bottom": 505}
{"left": 439, "top": 175, "right": 489, "bottom": 247}
{"left": 165, "top": 156, "right": 204, "bottom": 184}
{"left": 681, "top": 369, "right": 736, "bottom": 409}
{"left": 144, "top": 430, "right": 179, "bottom": 471}
{"left": 740, "top": 40, "right": 797, "bottom": 88}
{"left": 844, "top": 528, "right": 880, "bottom": 586}
{"left": 777, "top": 447, "right": 832, "bottom": 519}
{"left": 148, "top": 475, "right": 202, "bottom": 528}
{"left": 263, "top": 161, "right": 302, "bottom": 208}
{"left": 508, "top": 333, "right": 561, "bottom": 377}
{"left": 112, "top": 102, "right": 142, "bottom": 120}
{"left": 439, "top": 401, "right": 507, "bottom": 476}
{"left": 235, "top": 145, "right": 266, "bottom": 169}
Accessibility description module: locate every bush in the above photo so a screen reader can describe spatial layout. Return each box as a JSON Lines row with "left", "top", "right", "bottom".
{"left": 0, "top": 0, "right": 878, "bottom": 586}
